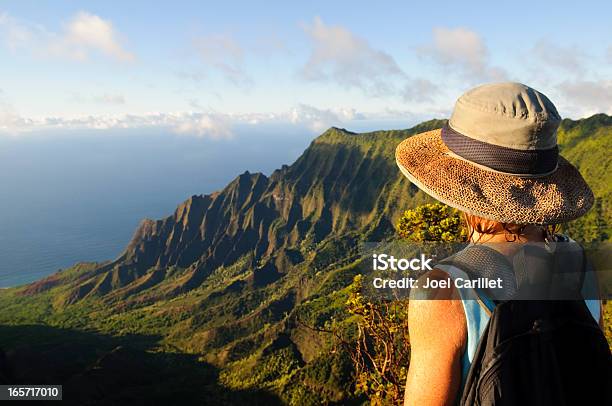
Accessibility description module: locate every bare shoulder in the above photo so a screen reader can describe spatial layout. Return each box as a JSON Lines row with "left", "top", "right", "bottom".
{"left": 408, "top": 268, "right": 467, "bottom": 351}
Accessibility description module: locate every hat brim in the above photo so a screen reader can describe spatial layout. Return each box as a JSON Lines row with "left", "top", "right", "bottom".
{"left": 395, "top": 129, "right": 594, "bottom": 225}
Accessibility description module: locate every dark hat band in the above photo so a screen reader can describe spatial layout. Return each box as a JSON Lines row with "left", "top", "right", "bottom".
{"left": 441, "top": 124, "right": 559, "bottom": 176}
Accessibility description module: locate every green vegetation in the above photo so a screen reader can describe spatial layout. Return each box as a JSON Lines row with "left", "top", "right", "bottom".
{"left": 558, "top": 114, "right": 612, "bottom": 242}
{"left": 344, "top": 275, "right": 409, "bottom": 405}
{"left": 0, "top": 115, "right": 609, "bottom": 405}
{"left": 396, "top": 203, "right": 466, "bottom": 242}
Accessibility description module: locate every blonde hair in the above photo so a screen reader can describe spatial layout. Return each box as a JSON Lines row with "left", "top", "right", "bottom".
{"left": 462, "top": 213, "right": 559, "bottom": 242}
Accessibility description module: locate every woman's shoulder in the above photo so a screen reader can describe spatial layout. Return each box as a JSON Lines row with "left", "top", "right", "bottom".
{"left": 408, "top": 268, "right": 467, "bottom": 349}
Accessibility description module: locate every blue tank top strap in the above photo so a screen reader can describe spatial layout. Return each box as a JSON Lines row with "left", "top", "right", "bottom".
{"left": 435, "top": 263, "right": 495, "bottom": 391}
{"left": 582, "top": 265, "right": 602, "bottom": 323}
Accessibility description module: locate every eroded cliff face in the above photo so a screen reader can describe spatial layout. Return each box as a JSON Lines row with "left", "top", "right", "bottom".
{"left": 56, "top": 123, "right": 440, "bottom": 303}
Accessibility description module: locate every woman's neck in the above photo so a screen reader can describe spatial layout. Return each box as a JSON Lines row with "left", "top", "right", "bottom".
{"left": 470, "top": 225, "right": 546, "bottom": 256}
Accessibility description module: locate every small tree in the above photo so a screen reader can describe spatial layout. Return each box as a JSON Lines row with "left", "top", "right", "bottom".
{"left": 345, "top": 274, "right": 409, "bottom": 405}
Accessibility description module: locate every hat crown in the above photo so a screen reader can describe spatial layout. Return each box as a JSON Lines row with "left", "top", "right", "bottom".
{"left": 449, "top": 82, "right": 561, "bottom": 150}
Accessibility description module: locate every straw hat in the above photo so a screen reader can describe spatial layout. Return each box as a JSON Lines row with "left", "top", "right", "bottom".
{"left": 395, "top": 82, "right": 593, "bottom": 225}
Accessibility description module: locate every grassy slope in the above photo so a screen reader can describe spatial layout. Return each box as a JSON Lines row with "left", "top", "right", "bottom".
{"left": 558, "top": 114, "right": 612, "bottom": 241}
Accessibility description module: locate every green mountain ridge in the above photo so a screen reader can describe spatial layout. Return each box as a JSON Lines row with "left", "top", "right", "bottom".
{"left": 0, "top": 115, "right": 610, "bottom": 404}
{"left": 28, "top": 119, "right": 445, "bottom": 308}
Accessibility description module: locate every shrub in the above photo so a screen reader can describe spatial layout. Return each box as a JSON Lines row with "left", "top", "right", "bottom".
{"left": 396, "top": 203, "right": 466, "bottom": 242}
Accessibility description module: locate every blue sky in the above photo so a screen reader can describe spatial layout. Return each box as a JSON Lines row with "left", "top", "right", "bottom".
{"left": 0, "top": 0, "right": 611, "bottom": 137}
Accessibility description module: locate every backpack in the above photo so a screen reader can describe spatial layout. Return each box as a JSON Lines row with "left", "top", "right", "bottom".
{"left": 460, "top": 299, "right": 611, "bottom": 405}
{"left": 441, "top": 242, "right": 612, "bottom": 405}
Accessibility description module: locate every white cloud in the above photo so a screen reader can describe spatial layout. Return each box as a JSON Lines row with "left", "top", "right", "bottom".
{"left": 58, "top": 12, "right": 134, "bottom": 61}
{"left": 173, "top": 113, "right": 233, "bottom": 139}
{"left": 0, "top": 91, "right": 21, "bottom": 134}
{"left": 0, "top": 12, "right": 35, "bottom": 50}
{"left": 300, "top": 17, "right": 406, "bottom": 96}
{"left": 556, "top": 80, "right": 612, "bottom": 116}
{"left": 193, "top": 34, "right": 251, "bottom": 87}
{"left": 0, "top": 100, "right": 28, "bottom": 134}
{"left": 430, "top": 27, "right": 486, "bottom": 70}
{"left": 0, "top": 104, "right": 372, "bottom": 137}
{"left": 289, "top": 104, "right": 364, "bottom": 132}
{"left": 531, "top": 40, "right": 585, "bottom": 74}
{"left": 401, "top": 79, "right": 440, "bottom": 103}
{"left": 421, "top": 27, "right": 506, "bottom": 81}
{"left": 185, "top": 32, "right": 290, "bottom": 88}
{"left": 0, "top": 11, "right": 134, "bottom": 62}
{"left": 300, "top": 17, "right": 439, "bottom": 103}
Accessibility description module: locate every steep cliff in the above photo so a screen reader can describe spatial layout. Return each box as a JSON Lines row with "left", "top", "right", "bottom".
{"left": 54, "top": 120, "right": 443, "bottom": 305}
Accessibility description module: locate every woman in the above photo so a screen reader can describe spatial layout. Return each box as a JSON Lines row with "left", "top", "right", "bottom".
{"left": 395, "top": 83, "right": 604, "bottom": 405}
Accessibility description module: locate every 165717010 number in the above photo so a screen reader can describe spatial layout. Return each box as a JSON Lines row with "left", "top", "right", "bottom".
{"left": 2, "top": 385, "right": 62, "bottom": 400}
